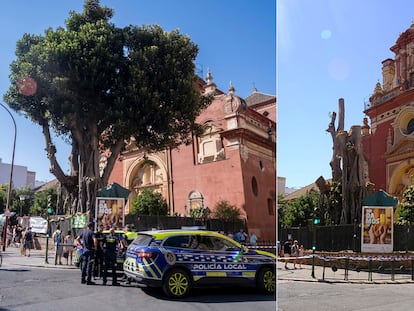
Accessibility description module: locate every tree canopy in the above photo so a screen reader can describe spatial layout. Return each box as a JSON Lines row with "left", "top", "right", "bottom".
{"left": 398, "top": 184, "right": 414, "bottom": 224}
{"left": 278, "top": 190, "right": 320, "bottom": 228}
{"left": 213, "top": 200, "right": 241, "bottom": 222}
{"left": 3, "top": 0, "right": 210, "bottom": 214}
{"left": 130, "top": 189, "right": 168, "bottom": 216}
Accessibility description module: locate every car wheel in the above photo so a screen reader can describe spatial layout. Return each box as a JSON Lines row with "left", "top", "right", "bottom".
{"left": 256, "top": 266, "right": 275, "bottom": 295}
{"left": 162, "top": 268, "right": 192, "bottom": 299}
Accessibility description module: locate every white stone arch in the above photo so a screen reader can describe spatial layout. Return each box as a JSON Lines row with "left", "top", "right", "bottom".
{"left": 388, "top": 159, "right": 414, "bottom": 196}
{"left": 125, "top": 153, "right": 169, "bottom": 199}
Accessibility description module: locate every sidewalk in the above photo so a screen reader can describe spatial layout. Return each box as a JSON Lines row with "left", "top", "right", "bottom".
{"left": 1, "top": 245, "right": 78, "bottom": 270}
{"left": 277, "top": 259, "right": 414, "bottom": 284}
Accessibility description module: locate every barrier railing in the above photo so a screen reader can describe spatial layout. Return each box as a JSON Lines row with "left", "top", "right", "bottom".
{"left": 279, "top": 254, "right": 414, "bottom": 282}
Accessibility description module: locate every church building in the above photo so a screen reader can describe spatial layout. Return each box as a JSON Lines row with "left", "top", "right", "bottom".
{"left": 363, "top": 22, "right": 414, "bottom": 199}
{"left": 108, "top": 71, "right": 276, "bottom": 241}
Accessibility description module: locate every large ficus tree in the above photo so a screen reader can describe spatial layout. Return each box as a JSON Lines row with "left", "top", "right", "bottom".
{"left": 3, "top": 0, "right": 209, "bottom": 214}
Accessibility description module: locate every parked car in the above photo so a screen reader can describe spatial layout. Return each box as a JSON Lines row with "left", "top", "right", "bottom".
{"left": 123, "top": 229, "right": 276, "bottom": 299}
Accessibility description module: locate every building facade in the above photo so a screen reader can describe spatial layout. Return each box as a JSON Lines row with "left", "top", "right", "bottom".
{"left": 0, "top": 158, "right": 35, "bottom": 189}
{"left": 363, "top": 22, "right": 414, "bottom": 199}
{"left": 108, "top": 72, "right": 276, "bottom": 241}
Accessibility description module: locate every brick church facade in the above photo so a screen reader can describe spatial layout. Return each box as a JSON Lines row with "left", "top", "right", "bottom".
{"left": 108, "top": 71, "right": 276, "bottom": 241}
{"left": 363, "top": 22, "right": 414, "bottom": 199}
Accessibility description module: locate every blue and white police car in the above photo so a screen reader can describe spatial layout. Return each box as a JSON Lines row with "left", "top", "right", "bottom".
{"left": 123, "top": 229, "right": 276, "bottom": 299}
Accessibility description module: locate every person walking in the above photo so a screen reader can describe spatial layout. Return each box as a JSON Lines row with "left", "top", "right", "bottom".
{"left": 102, "top": 227, "right": 121, "bottom": 286}
{"left": 249, "top": 232, "right": 258, "bottom": 246}
{"left": 76, "top": 222, "right": 97, "bottom": 285}
{"left": 291, "top": 240, "right": 299, "bottom": 269}
{"left": 298, "top": 244, "right": 305, "bottom": 269}
{"left": 52, "top": 225, "right": 64, "bottom": 265}
{"left": 234, "top": 229, "right": 247, "bottom": 244}
{"left": 64, "top": 230, "right": 75, "bottom": 266}
{"left": 23, "top": 227, "right": 33, "bottom": 256}
{"left": 283, "top": 239, "right": 292, "bottom": 269}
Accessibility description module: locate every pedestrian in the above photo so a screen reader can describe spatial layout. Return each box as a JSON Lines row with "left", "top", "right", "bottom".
{"left": 6, "top": 225, "right": 13, "bottom": 248}
{"left": 20, "top": 227, "right": 27, "bottom": 256}
{"left": 277, "top": 240, "right": 281, "bottom": 257}
{"left": 102, "top": 226, "right": 121, "bottom": 286}
{"left": 291, "top": 240, "right": 299, "bottom": 269}
{"left": 64, "top": 230, "right": 75, "bottom": 266}
{"left": 298, "top": 244, "right": 305, "bottom": 269}
{"left": 234, "top": 229, "right": 247, "bottom": 244}
{"left": 52, "top": 225, "right": 64, "bottom": 265}
{"left": 94, "top": 224, "right": 105, "bottom": 279}
{"left": 249, "top": 232, "right": 258, "bottom": 246}
{"left": 23, "top": 227, "right": 33, "bottom": 256}
{"left": 76, "top": 222, "right": 97, "bottom": 285}
{"left": 15, "top": 224, "right": 23, "bottom": 248}
{"left": 283, "top": 239, "right": 292, "bottom": 269}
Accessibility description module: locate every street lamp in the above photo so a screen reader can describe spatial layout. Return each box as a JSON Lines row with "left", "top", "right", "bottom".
{"left": 19, "top": 194, "right": 26, "bottom": 217}
{"left": 1, "top": 102, "right": 17, "bottom": 252}
{"left": 45, "top": 207, "right": 54, "bottom": 264}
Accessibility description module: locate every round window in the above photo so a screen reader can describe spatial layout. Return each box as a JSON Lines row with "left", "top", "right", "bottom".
{"left": 407, "top": 118, "right": 414, "bottom": 134}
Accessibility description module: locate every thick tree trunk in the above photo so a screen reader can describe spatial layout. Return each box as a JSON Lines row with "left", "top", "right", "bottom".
{"left": 327, "top": 99, "right": 365, "bottom": 224}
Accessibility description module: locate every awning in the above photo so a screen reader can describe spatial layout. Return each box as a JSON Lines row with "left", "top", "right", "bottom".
{"left": 97, "top": 182, "right": 131, "bottom": 199}
{"left": 362, "top": 189, "right": 399, "bottom": 207}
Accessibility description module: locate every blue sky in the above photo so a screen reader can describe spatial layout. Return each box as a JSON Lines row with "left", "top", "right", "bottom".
{"left": 0, "top": 0, "right": 276, "bottom": 183}
{"left": 277, "top": 0, "right": 414, "bottom": 188}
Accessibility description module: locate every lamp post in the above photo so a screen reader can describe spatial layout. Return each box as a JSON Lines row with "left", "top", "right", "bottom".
{"left": 1, "top": 103, "right": 17, "bottom": 252}
{"left": 45, "top": 207, "right": 54, "bottom": 264}
{"left": 19, "top": 194, "right": 26, "bottom": 217}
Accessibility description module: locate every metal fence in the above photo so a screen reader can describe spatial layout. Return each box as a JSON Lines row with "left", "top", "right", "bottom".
{"left": 48, "top": 215, "right": 247, "bottom": 239}
{"left": 278, "top": 224, "right": 414, "bottom": 252}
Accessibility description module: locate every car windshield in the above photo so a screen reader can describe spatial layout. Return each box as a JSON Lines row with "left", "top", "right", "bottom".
{"left": 130, "top": 234, "right": 153, "bottom": 247}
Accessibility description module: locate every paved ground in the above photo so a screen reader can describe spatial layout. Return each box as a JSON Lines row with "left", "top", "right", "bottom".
{"left": 278, "top": 257, "right": 414, "bottom": 284}
{"left": 3, "top": 245, "right": 414, "bottom": 285}
{"left": 1, "top": 245, "right": 78, "bottom": 270}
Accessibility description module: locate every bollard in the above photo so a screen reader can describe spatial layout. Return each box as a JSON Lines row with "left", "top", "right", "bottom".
{"left": 368, "top": 258, "right": 372, "bottom": 282}
{"left": 412, "top": 258, "right": 414, "bottom": 281}
{"left": 391, "top": 258, "right": 395, "bottom": 281}
{"left": 311, "top": 251, "right": 315, "bottom": 278}
{"left": 344, "top": 257, "right": 349, "bottom": 281}
{"left": 322, "top": 259, "right": 325, "bottom": 280}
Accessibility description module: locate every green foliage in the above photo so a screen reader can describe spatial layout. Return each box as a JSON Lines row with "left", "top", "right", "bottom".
{"left": 278, "top": 190, "right": 320, "bottom": 228}
{"left": 327, "top": 181, "right": 342, "bottom": 224}
{"left": 130, "top": 189, "right": 168, "bottom": 216}
{"left": 12, "top": 187, "right": 33, "bottom": 216}
{"left": 31, "top": 189, "right": 57, "bottom": 217}
{"left": 213, "top": 200, "right": 240, "bottom": 222}
{"left": 3, "top": 0, "right": 210, "bottom": 213}
{"left": 189, "top": 207, "right": 203, "bottom": 218}
{"left": 398, "top": 184, "right": 414, "bottom": 224}
{"left": 0, "top": 184, "right": 33, "bottom": 216}
{"left": 0, "top": 184, "right": 7, "bottom": 213}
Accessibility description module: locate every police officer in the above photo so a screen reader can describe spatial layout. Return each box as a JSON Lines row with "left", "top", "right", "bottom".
{"left": 102, "top": 227, "right": 121, "bottom": 286}
{"left": 94, "top": 224, "right": 104, "bottom": 279}
{"left": 76, "top": 222, "right": 97, "bottom": 285}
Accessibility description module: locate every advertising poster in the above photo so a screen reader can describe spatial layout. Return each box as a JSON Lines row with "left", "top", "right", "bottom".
{"left": 29, "top": 216, "right": 48, "bottom": 234}
{"left": 361, "top": 206, "right": 393, "bottom": 253}
{"left": 95, "top": 197, "right": 125, "bottom": 229}
{"left": 71, "top": 214, "right": 88, "bottom": 229}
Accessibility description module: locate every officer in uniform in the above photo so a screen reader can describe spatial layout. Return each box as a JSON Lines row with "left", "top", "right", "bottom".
{"left": 102, "top": 227, "right": 121, "bottom": 286}
{"left": 76, "top": 222, "right": 97, "bottom": 285}
{"left": 94, "top": 224, "right": 104, "bottom": 279}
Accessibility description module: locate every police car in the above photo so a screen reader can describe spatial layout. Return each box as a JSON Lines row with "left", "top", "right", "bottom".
{"left": 123, "top": 230, "right": 276, "bottom": 299}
